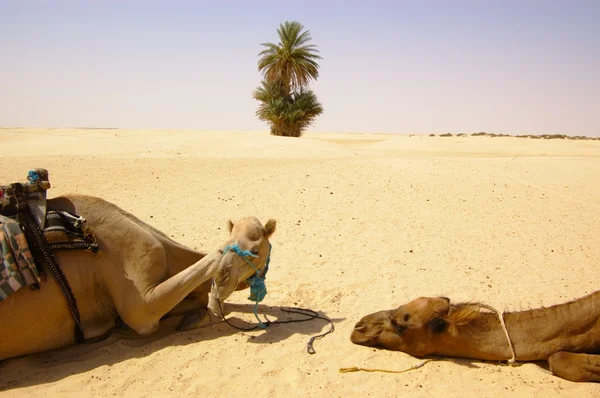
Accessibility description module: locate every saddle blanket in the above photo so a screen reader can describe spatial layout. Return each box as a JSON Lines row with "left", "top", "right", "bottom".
{"left": 0, "top": 215, "right": 42, "bottom": 300}
{"left": 0, "top": 210, "right": 98, "bottom": 301}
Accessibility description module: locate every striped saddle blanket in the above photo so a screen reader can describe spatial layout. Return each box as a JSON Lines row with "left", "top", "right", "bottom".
{"left": 0, "top": 210, "right": 98, "bottom": 300}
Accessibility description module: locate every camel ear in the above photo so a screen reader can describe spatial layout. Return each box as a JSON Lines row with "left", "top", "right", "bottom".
{"left": 228, "top": 219, "right": 234, "bottom": 233}
{"left": 264, "top": 219, "right": 276, "bottom": 237}
{"left": 430, "top": 297, "right": 451, "bottom": 316}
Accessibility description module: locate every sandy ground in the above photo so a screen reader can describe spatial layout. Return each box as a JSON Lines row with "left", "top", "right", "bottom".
{"left": 1, "top": 128, "right": 600, "bottom": 397}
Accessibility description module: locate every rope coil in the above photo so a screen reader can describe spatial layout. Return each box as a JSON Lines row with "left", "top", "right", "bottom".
{"left": 216, "top": 243, "right": 334, "bottom": 353}
{"left": 339, "top": 359, "right": 434, "bottom": 374}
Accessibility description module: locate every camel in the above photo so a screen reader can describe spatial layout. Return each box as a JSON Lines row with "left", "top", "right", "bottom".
{"left": 0, "top": 194, "right": 276, "bottom": 361}
{"left": 350, "top": 291, "right": 600, "bottom": 382}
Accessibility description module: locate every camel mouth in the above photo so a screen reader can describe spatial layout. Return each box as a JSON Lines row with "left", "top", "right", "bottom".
{"left": 350, "top": 321, "right": 376, "bottom": 346}
{"left": 214, "top": 248, "right": 259, "bottom": 291}
{"left": 350, "top": 310, "right": 392, "bottom": 346}
{"left": 350, "top": 329, "right": 375, "bottom": 346}
{"left": 350, "top": 329, "right": 361, "bottom": 344}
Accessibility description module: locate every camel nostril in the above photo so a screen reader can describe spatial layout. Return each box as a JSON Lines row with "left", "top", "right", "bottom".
{"left": 390, "top": 318, "right": 406, "bottom": 334}
{"left": 353, "top": 322, "right": 366, "bottom": 332}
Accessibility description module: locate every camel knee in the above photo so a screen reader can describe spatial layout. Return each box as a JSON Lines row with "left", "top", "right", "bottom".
{"left": 549, "top": 351, "right": 600, "bottom": 383}
{"left": 117, "top": 308, "right": 160, "bottom": 336}
{"left": 548, "top": 351, "right": 571, "bottom": 369}
{"left": 130, "top": 321, "right": 159, "bottom": 336}
{"left": 548, "top": 351, "right": 579, "bottom": 381}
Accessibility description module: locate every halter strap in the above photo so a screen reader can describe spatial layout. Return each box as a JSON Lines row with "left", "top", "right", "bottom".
{"left": 479, "top": 304, "right": 519, "bottom": 366}
{"left": 221, "top": 242, "right": 272, "bottom": 328}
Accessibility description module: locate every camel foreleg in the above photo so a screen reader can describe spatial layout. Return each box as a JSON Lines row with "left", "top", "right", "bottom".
{"left": 548, "top": 351, "right": 600, "bottom": 383}
{"left": 118, "top": 250, "right": 223, "bottom": 335}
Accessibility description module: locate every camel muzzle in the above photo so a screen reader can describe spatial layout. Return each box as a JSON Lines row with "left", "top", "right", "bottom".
{"left": 216, "top": 242, "right": 272, "bottom": 328}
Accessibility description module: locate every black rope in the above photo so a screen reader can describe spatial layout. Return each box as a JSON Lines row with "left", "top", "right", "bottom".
{"left": 216, "top": 298, "right": 335, "bottom": 354}
{"left": 18, "top": 209, "right": 85, "bottom": 344}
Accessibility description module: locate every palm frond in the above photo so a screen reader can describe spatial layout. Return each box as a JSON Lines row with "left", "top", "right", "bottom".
{"left": 257, "top": 20, "right": 322, "bottom": 93}
{"left": 253, "top": 82, "right": 323, "bottom": 137}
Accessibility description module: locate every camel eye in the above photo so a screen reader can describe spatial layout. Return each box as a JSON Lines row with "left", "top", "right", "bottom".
{"left": 429, "top": 317, "right": 448, "bottom": 334}
{"left": 403, "top": 314, "right": 410, "bottom": 322}
{"left": 251, "top": 249, "right": 259, "bottom": 255}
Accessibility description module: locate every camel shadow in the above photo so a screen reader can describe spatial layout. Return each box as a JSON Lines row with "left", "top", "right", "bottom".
{"left": 0, "top": 305, "right": 341, "bottom": 391}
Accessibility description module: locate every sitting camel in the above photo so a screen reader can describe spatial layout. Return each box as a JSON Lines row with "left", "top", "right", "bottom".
{"left": 0, "top": 194, "right": 276, "bottom": 361}
{"left": 350, "top": 291, "right": 600, "bottom": 382}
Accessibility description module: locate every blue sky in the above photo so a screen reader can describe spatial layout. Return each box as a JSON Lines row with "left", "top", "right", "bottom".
{"left": 1, "top": 0, "right": 598, "bottom": 135}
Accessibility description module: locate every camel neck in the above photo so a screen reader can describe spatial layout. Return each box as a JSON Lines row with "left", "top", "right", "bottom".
{"left": 443, "top": 292, "right": 600, "bottom": 362}
{"left": 504, "top": 291, "right": 600, "bottom": 360}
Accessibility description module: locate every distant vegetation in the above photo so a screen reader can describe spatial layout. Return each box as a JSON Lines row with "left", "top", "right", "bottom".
{"left": 428, "top": 132, "right": 599, "bottom": 140}
{"left": 253, "top": 21, "right": 323, "bottom": 137}
{"left": 471, "top": 132, "right": 599, "bottom": 140}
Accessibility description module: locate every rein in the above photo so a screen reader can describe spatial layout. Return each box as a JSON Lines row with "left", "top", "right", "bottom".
{"left": 215, "top": 243, "right": 335, "bottom": 354}
{"left": 216, "top": 298, "right": 335, "bottom": 354}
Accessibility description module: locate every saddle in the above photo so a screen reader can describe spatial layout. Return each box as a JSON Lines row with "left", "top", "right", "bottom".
{"left": 1, "top": 169, "right": 98, "bottom": 343}
{"left": 0, "top": 168, "right": 50, "bottom": 229}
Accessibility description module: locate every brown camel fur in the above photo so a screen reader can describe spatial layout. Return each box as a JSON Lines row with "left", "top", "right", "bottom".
{"left": 351, "top": 291, "right": 600, "bottom": 382}
{"left": 0, "top": 194, "right": 276, "bottom": 361}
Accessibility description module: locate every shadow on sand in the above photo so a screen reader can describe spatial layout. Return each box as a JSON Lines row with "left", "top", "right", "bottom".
{"left": 0, "top": 304, "right": 344, "bottom": 391}
{"left": 221, "top": 303, "right": 345, "bottom": 352}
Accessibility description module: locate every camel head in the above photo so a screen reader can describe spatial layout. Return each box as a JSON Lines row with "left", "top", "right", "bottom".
{"left": 350, "top": 297, "right": 452, "bottom": 357}
{"left": 211, "top": 216, "right": 276, "bottom": 302}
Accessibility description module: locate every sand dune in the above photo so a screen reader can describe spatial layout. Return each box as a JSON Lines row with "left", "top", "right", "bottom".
{"left": 1, "top": 129, "right": 600, "bottom": 397}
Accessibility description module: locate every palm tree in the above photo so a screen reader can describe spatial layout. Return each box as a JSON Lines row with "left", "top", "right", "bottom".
{"left": 254, "top": 21, "right": 323, "bottom": 137}
{"left": 258, "top": 21, "right": 321, "bottom": 95}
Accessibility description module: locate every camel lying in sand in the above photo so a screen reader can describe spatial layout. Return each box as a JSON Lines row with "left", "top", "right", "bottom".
{"left": 351, "top": 292, "right": 600, "bottom": 382}
{"left": 0, "top": 194, "right": 276, "bottom": 361}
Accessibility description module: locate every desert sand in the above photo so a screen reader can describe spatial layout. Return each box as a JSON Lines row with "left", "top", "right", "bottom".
{"left": 1, "top": 128, "right": 600, "bottom": 397}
